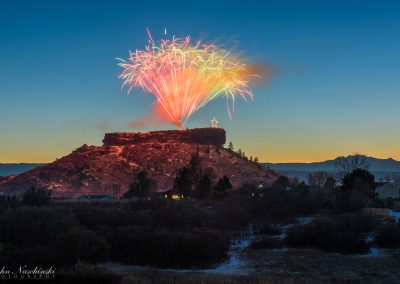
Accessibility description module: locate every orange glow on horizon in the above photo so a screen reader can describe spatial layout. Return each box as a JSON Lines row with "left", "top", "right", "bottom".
{"left": 1, "top": 146, "right": 400, "bottom": 164}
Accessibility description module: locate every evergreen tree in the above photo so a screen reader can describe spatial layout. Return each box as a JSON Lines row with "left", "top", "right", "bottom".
{"left": 271, "top": 176, "right": 290, "bottom": 190}
{"left": 237, "top": 149, "right": 242, "bottom": 156}
{"left": 195, "top": 174, "right": 213, "bottom": 199}
{"left": 341, "top": 168, "right": 375, "bottom": 198}
{"left": 123, "top": 171, "right": 153, "bottom": 199}
{"left": 173, "top": 167, "right": 192, "bottom": 196}
{"left": 254, "top": 157, "right": 259, "bottom": 163}
{"left": 213, "top": 175, "right": 232, "bottom": 198}
{"left": 22, "top": 186, "right": 52, "bottom": 206}
{"left": 189, "top": 151, "right": 202, "bottom": 190}
{"left": 228, "top": 142, "right": 234, "bottom": 152}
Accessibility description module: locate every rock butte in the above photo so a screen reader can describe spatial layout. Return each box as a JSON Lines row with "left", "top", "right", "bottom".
{"left": 103, "top": 128, "right": 226, "bottom": 147}
{"left": 0, "top": 128, "right": 280, "bottom": 198}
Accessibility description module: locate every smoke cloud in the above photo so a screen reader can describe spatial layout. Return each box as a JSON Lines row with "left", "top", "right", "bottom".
{"left": 247, "top": 62, "right": 277, "bottom": 86}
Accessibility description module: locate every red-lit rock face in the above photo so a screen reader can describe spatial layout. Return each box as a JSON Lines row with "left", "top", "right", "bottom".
{"left": 0, "top": 128, "right": 280, "bottom": 198}
{"left": 103, "top": 128, "right": 226, "bottom": 147}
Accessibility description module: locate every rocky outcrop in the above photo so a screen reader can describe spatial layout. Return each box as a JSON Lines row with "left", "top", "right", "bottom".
{"left": 103, "top": 128, "right": 226, "bottom": 147}
{"left": 0, "top": 128, "right": 280, "bottom": 198}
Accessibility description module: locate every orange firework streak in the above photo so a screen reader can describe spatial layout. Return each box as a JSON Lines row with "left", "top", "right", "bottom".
{"left": 118, "top": 29, "right": 258, "bottom": 129}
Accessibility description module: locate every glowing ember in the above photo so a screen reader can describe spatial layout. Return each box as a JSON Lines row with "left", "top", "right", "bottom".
{"left": 118, "top": 29, "right": 259, "bottom": 129}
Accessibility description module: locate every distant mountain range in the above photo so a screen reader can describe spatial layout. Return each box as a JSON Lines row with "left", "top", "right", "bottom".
{"left": 264, "top": 156, "right": 400, "bottom": 181}
{"left": 265, "top": 156, "right": 400, "bottom": 172}
{"left": 0, "top": 164, "right": 44, "bottom": 177}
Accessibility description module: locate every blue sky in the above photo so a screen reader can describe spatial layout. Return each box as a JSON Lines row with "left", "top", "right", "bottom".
{"left": 0, "top": 0, "right": 399, "bottom": 162}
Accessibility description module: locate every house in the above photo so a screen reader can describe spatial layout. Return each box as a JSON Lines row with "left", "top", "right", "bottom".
{"left": 163, "top": 190, "right": 184, "bottom": 200}
{"left": 375, "top": 183, "right": 400, "bottom": 209}
{"left": 251, "top": 182, "right": 265, "bottom": 198}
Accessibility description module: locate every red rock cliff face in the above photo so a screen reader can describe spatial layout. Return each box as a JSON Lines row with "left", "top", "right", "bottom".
{"left": 103, "top": 128, "right": 226, "bottom": 147}
{"left": 0, "top": 128, "right": 280, "bottom": 197}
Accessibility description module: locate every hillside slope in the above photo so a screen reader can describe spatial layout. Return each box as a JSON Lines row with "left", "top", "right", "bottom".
{"left": 0, "top": 128, "right": 280, "bottom": 197}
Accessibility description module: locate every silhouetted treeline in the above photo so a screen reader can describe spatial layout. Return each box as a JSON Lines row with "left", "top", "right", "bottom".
{"left": 0, "top": 199, "right": 234, "bottom": 270}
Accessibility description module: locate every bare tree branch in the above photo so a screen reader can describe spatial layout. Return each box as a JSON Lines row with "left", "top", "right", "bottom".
{"left": 334, "top": 153, "right": 370, "bottom": 178}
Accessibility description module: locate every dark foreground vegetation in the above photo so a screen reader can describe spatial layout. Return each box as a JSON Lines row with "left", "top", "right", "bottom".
{"left": 0, "top": 158, "right": 399, "bottom": 282}
{"left": 0, "top": 174, "right": 332, "bottom": 268}
{"left": 0, "top": 199, "right": 234, "bottom": 270}
{"left": 285, "top": 213, "right": 376, "bottom": 254}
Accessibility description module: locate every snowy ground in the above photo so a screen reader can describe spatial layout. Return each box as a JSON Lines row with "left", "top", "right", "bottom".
{"left": 205, "top": 225, "right": 256, "bottom": 274}
{"left": 389, "top": 209, "right": 400, "bottom": 222}
{"left": 364, "top": 209, "right": 400, "bottom": 256}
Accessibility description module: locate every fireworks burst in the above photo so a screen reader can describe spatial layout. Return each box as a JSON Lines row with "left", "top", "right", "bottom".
{"left": 118, "top": 29, "right": 260, "bottom": 129}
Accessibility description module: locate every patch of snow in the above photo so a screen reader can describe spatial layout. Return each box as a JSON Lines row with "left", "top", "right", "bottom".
{"left": 368, "top": 247, "right": 380, "bottom": 256}
{"left": 272, "top": 230, "right": 287, "bottom": 240}
{"left": 296, "top": 216, "right": 315, "bottom": 225}
{"left": 207, "top": 224, "right": 255, "bottom": 274}
{"left": 365, "top": 233, "right": 375, "bottom": 244}
{"left": 388, "top": 210, "right": 400, "bottom": 222}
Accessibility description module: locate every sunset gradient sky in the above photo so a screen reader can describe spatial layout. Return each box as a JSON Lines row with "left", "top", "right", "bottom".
{"left": 0, "top": 0, "right": 399, "bottom": 163}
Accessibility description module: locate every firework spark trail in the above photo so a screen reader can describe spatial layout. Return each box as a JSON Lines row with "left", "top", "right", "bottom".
{"left": 118, "top": 30, "right": 260, "bottom": 129}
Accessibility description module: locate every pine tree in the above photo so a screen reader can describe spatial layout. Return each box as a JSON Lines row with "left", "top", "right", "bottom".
{"left": 22, "top": 186, "right": 52, "bottom": 206}
{"left": 123, "top": 171, "right": 153, "bottom": 199}
{"left": 189, "top": 152, "right": 202, "bottom": 190}
{"left": 173, "top": 167, "right": 192, "bottom": 196}
{"left": 213, "top": 175, "right": 232, "bottom": 198}
{"left": 195, "top": 174, "right": 213, "bottom": 199}
{"left": 228, "top": 142, "right": 234, "bottom": 152}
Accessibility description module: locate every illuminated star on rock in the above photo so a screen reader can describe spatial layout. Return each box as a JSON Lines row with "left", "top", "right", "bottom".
{"left": 211, "top": 117, "right": 219, "bottom": 128}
